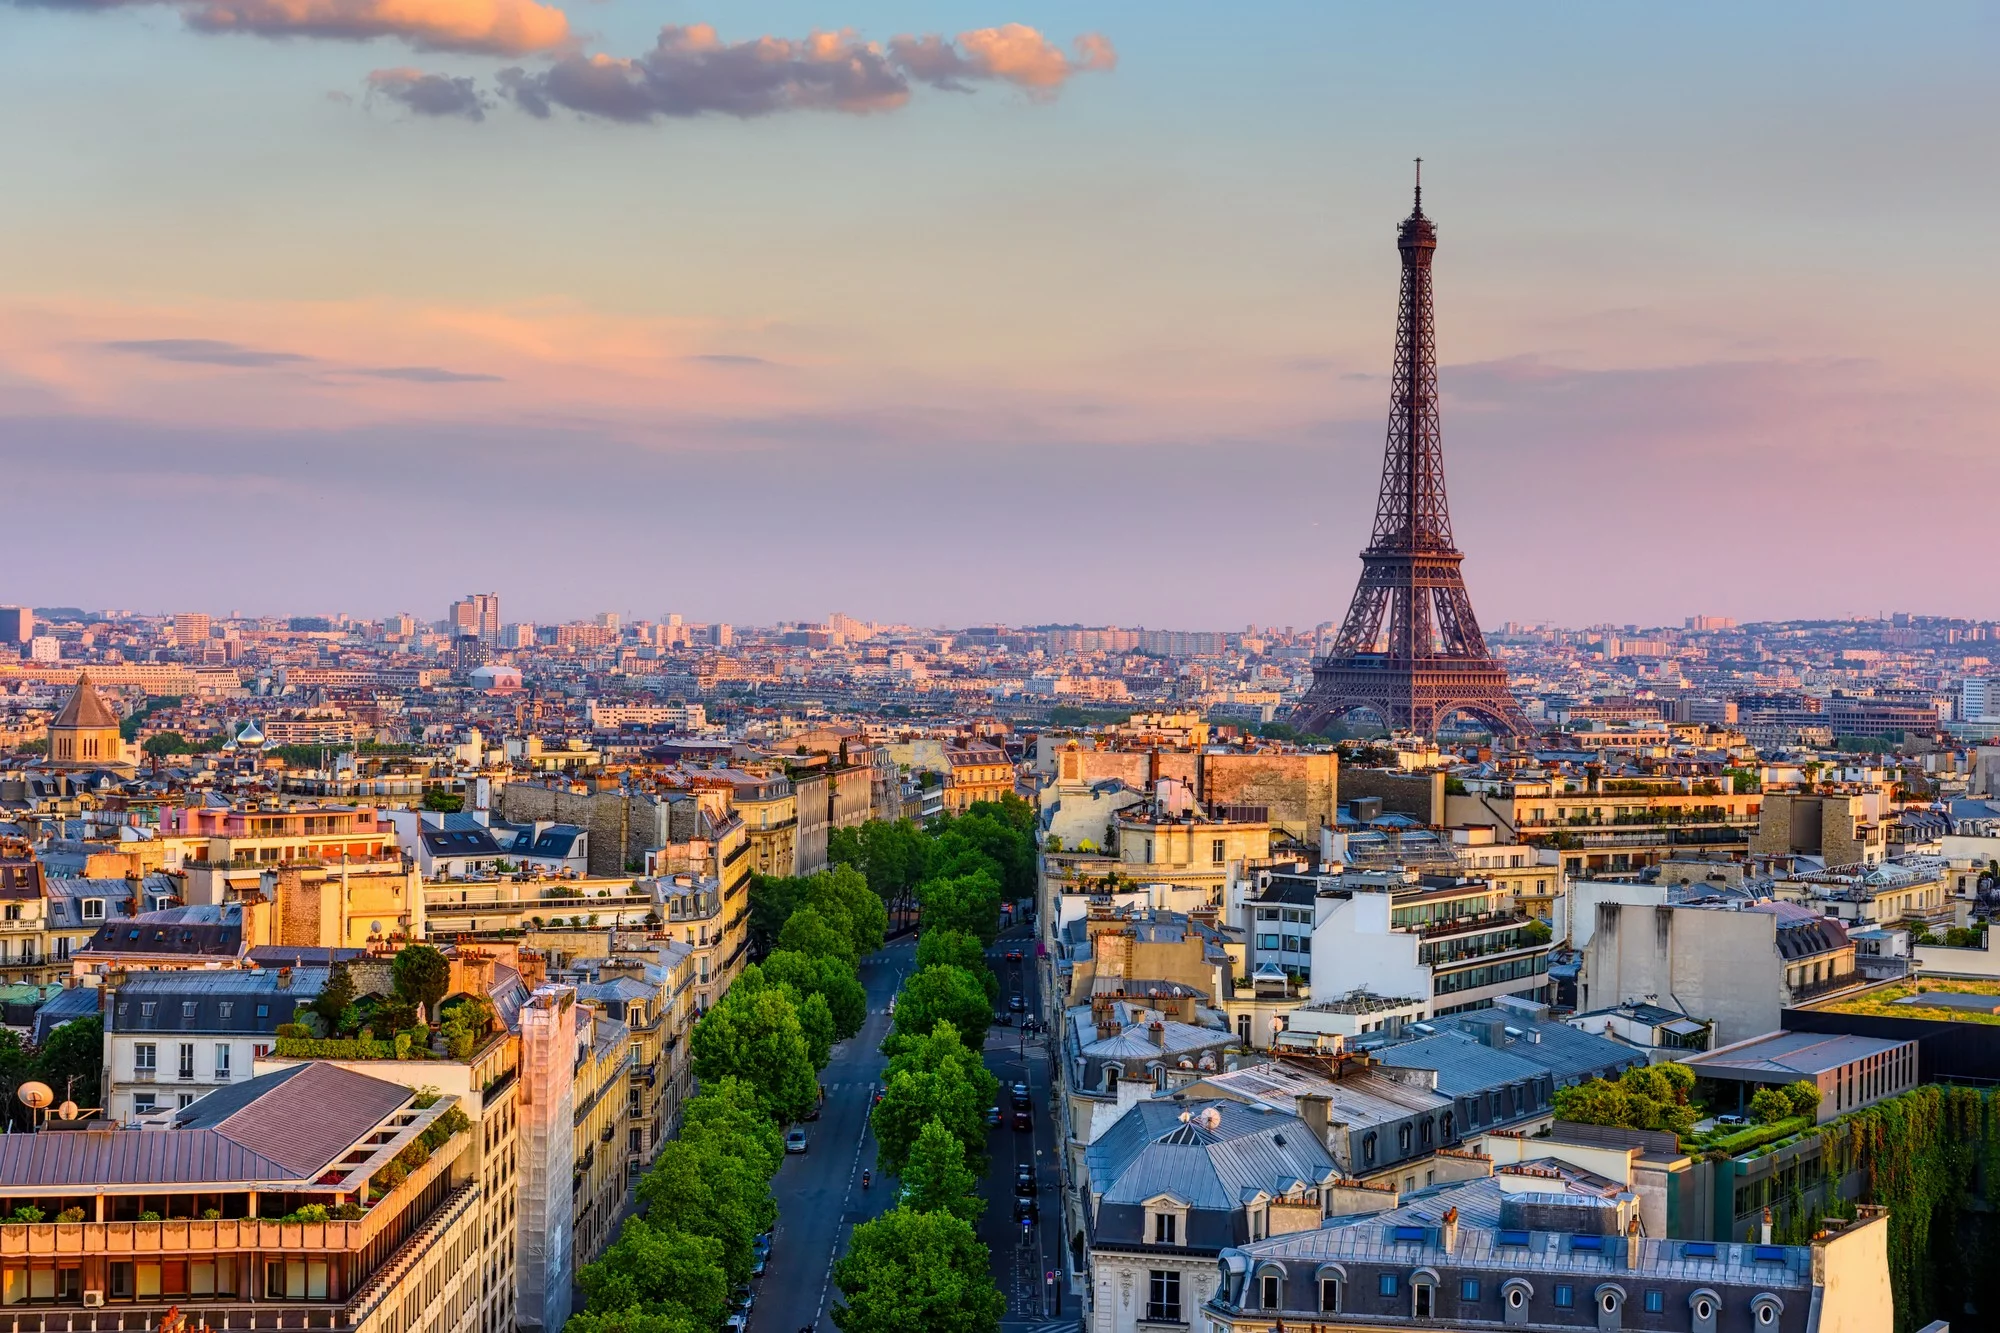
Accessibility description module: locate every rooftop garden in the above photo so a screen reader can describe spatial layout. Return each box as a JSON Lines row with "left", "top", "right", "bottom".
{"left": 272, "top": 946, "right": 500, "bottom": 1060}
{"left": 1814, "top": 976, "right": 2000, "bottom": 1025}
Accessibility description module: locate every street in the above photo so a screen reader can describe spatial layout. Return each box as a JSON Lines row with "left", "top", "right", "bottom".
{"left": 749, "top": 916, "right": 1072, "bottom": 1333}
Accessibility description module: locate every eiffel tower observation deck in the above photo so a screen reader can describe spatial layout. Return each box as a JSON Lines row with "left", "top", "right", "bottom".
{"left": 1295, "top": 165, "right": 1529, "bottom": 740}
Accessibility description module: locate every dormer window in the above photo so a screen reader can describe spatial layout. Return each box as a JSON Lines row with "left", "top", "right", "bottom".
{"left": 82, "top": 899, "right": 105, "bottom": 920}
{"left": 1153, "top": 1212, "right": 1176, "bottom": 1244}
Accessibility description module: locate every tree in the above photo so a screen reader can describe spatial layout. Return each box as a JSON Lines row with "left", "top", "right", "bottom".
{"left": 33, "top": 1016, "right": 102, "bottom": 1115}
{"left": 1552, "top": 1079, "right": 1633, "bottom": 1129}
{"left": 678, "top": 1076, "right": 785, "bottom": 1179}
{"left": 1781, "top": 1080, "right": 1822, "bottom": 1120}
{"left": 421, "top": 789, "right": 463, "bottom": 813}
{"left": 916, "top": 929, "right": 997, "bottom": 1003}
{"left": 888, "top": 965, "right": 992, "bottom": 1054}
{"left": 637, "top": 1136, "right": 777, "bottom": 1287}
{"left": 875, "top": 1022, "right": 998, "bottom": 1176}
{"left": 1554, "top": 1064, "right": 1698, "bottom": 1136}
{"left": 899, "top": 1119, "right": 983, "bottom": 1222}
{"left": 690, "top": 985, "right": 820, "bottom": 1122}
{"left": 563, "top": 1308, "right": 703, "bottom": 1333}
{"left": 832, "top": 1208, "right": 1004, "bottom": 1333}
{"left": 313, "top": 962, "right": 357, "bottom": 1030}
{"left": 143, "top": 732, "right": 194, "bottom": 758}
{"left": 748, "top": 874, "right": 813, "bottom": 957}
{"left": 577, "top": 1216, "right": 729, "bottom": 1327}
{"left": 778, "top": 905, "right": 859, "bottom": 968}
{"left": 916, "top": 871, "right": 1003, "bottom": 946}
{"left": 794, "top": 990, "right": 836, "bottom": 1070}
{"left": 810, "top": 865, "right": 888, "bottom": 957}
{"left": 761, "top": 949, "right": 869, "bottom": 1040}
{"left": 391, "top": 945, "right": 450, "bottom": 1019}
{"left": 1750, "top": 1087, "right": 1795, "bottom": 1125}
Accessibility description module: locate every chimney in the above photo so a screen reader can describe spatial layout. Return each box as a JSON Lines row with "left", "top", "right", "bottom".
{"left": 1296, "top": 1093, "right": 1330, "bottom": 1147}
{"left": 1625, "top": 1216, "right": 1641, "bottom": 1268}
{"left": 276, "top": 967, "right": 292, "bottom": 990}
{"left": 1149, "top": 1020, "right": 1166, "bottom": 1049}
{"left": 1761, "top": 1207, "right": 1773, "bottom": 1245}
{"left": 1440, "top": 1206, "right": 1459, "bottom": 1255}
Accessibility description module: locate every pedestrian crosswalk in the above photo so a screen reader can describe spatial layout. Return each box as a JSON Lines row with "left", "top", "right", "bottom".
{"left": 1002, "top": 1319, "right": 1080, "bottom": 1333}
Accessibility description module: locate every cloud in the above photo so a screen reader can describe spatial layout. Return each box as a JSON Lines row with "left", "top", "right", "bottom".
{"left": 500, "top": 24, "right": 908, "bottom": 122}
{"left": 367, "top": 67, "right": 489, "bottom": 120}
{"left": 18, "top": 0, "right": 570, "bottom": 55}
{"left": 684, "top": 354, "right": 777, "bottom": 368}
{"left": 893, "top": 25, "right": 1115, "bottom": 94}
{"left": 352, "top": 365, "right": 502, "bottom": 382}
{"left": 498, "top": 22, "right": 1113, "bottom": 123}
{"left": 101, "top": 338, "right": 312, "bottom": 367}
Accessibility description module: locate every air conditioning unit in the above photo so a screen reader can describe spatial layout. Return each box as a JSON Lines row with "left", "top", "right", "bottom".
{"left": 83, "top": 1292, "right": 105, "bottom": 1308}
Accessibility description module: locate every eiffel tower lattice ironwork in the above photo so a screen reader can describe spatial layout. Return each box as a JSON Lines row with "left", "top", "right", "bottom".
{"left": 1296, "top": 166, "right": 1528, "bottom": 739}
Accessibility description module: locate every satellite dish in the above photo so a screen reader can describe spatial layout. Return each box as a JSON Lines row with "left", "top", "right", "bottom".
{"left": 57, "top": 1102, "right": 79, "bottom": 1121}
{"left": 17, "top": 1082, "right": 53, "bottom": 1111}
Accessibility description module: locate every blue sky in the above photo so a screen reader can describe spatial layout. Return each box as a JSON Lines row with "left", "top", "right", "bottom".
{"left": 2, "top": 2, "right": 1997, "bottom": 626}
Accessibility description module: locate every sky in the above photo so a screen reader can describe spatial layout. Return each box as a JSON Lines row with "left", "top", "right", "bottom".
{"left": 3, "top": 1, "right": 1999, "bottom": 629}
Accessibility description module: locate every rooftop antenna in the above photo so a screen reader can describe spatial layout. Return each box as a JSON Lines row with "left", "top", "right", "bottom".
{"left": 1413, "top": 157, "right": 1423, "bottom": 216}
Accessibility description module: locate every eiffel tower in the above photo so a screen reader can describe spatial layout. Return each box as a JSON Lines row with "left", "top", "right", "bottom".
{"left": 1296, "top": 166, "right": 1529, "bottom": 739}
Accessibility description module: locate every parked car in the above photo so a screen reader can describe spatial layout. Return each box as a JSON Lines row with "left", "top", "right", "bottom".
{"left": 994, "top": 1011, "right": 1013, "bottom": 1027}
{"left": 1013, "top": 1110, "right": 1032, "bottom": 1132}
{"left": 1007, "top": 994, "right": 1025, "bottom": 1012}
{"left": 785, "top": 1129, "right": 808, "bottom": 1154}
{"left": 1715, "top": 1114, "right": 1749, "bottom": 1128}
{"left": 984, "top": 1105, "right": 1003, "bottom": 1128}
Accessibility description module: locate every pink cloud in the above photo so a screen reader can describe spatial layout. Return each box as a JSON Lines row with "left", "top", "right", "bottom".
{"left": 24, "top": 0, "right": 570, "bottom": 55}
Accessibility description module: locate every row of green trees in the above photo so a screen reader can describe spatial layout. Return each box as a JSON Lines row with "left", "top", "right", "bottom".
{"left": 568, "top": 1078, "right": 783, "bottom": 1333}
{"left": 693, "top": 866, "right": 887, "bottom": 1123}
{"left": 829, "top": 802, "right": 1031, "bottom": 1333}
{"left": 1552, "top": 1062, "right": 1823, "bottom": 1138}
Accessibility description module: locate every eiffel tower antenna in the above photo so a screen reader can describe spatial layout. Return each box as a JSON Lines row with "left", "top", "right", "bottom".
{"left": 1295, "top": 171, "right": 1528, "bottom": 740}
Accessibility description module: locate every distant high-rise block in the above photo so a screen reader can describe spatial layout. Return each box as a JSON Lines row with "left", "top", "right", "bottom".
{"left": 172, "top": 612, "right": 211, "bottom": 646}
{"left": 0, "top": 606, "right": 30, "bottom": 646}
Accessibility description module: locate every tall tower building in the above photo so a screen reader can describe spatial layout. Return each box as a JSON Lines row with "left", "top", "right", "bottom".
{"left": 1296, "top": 168, "right": 1528, "bottom": 739}
{"left": 0, "top": 607, "right": 30, "bottom": 646}
{"left": 450, "top": 593, "right": 501, "bottom": 643}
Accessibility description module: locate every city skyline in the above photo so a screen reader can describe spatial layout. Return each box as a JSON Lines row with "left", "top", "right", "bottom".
{"left": 5, "top": 3, "right": 2000, "bottom": 625}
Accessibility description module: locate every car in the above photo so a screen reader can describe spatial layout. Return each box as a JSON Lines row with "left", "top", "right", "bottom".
{"left": 984, "top": 1105, "right": 1002, "bottom": 1127}
{"left": 1007, "top": 994, "right": 1025, "bottom": 1012}
{"left": 1715, "top": 1114, "right": 1749, "bottom": 1128}
{"left": 1014, "top": 1164, "right": 1036, "bottom": 1196}
{"left": 1005, "top": 949, "right": 1022, "bottom": 963}
{"left": 753, "top": 1232, "right": 773, "bottom": 1257}
{"left": 1010, "top": 1081, "right": 1031, "bottom": 1107}
{"left": 725, "top": 1316, "right": 748, "bottom": 1333}
{"left": 732, "top": 1288, "right": 755, "bottom": 1316}
{"left": 785, "top": 1129, "right": 808, "bottom": 1154}
{"left": 994, "top": 1011, "right": 1013, "bottom": 1027}
{"left": 751, "top": 1254, "right": 768, "bottom": 1278}
{"left": 1012, "top": 1194, "right": 1038, "bottom": 1220}
{"left": 1013, "top": 1110, "right": 1032, "bottom": 1132}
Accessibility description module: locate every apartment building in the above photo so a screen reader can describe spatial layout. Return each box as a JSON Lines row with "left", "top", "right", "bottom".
{"left": 725, "top": 771, "right": 798, "bottom": 878}
{"left": 1751, "top": 790, "right": 1890, "bottom": 867}
{"left": 562, "top": 947, "right": 696, "bottom": 1170}
{"left": 942, "top": 743, "right": 1013, "bottom": 814}
{"left": 566, "top": 994, "right": 635, "bottom": 1270}
{"left": 1202, "top": 1163, "right": 1892, "bottom": 1333}
{"left": 1579, "top": 900, "right": 1860, "bottom": 1046}
{"left": 102, "top": 967, "right": 327, "bottom": 1122}
{"left": 1446, "top": 776, "right": 1761, "bottom": 877}
{"left": 158, "top": 801, "right": 402, "bottom": 868}
{"left": 0, "top": 1060, "right": 496, "bottom": 1333}
{"left": 1305, "top": 871, "right": 1555, "bottom": 1018}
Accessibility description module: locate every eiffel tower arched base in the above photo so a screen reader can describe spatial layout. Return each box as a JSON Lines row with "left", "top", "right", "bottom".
{"left": 1295, "top": 655, "right": 1529, "bottom": 739}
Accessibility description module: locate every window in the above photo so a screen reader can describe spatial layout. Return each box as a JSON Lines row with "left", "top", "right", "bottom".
{"left": 1362, "top": 1133, "right": 1376, "bottom": 1166}
{"left": 218, "top": 1001, "right": 232, "bottom": 1019}
{"left": 1146, "top": 1270, "right": 1181, "bottom": 1323}
{"left": 139, "top": 1002, "right": 156, "bottom": 1020}
{"left": 1644, "top": 1290, "right": 1664, "bottom": 1313}
{"left": 177, "top": 1094, "right": 195, "bottom": 1110}
{"left": 1694, "top": 1296, "right": 1714, "bottom": 1319}
{"left": 1377, "top": 1274, "right": 1398, "bottom": 1297}
{"left": 1318, "top": 1278, "right": 1340, "bottom": 1313}
{"left": 1756, "top": 1304, "right": 1776, "bottom": 1325}
{"left": 182, "top": 1002, "right": 196, "bottom": 1019}
{"left": 1398, "top": 1124, "right": 1411, "bottom": 1154}
{"left": 82, "top": 899, "right": 105, "bottom": 920}
{"left": 1258, "top": 934, "right": 1281, "bottom": 950}
{"left": 1153, "top": 1212, "right": 1177, "bottom": 1244}
{"left": 1459, "top": 1278, "right": 1479, "bottom": 1301}
{"left": 214, "top": 1044, "right": 231, "bottom": 1080}
{"left": 178, "top": 1043, "right": 195, "bottom": 1080}
{"left": 1553, "top": 1284, "right": 1573, "bottom": 1308}
{"left": 133, "top": 1094, "right": 156, "bottom": 1115}
{"left": 134, "top": 1043, "right": 157, "bottom": 1073}
{"left": 1211, "top": 839, "right": 1226, "bottom": 864}
{"left": 1413, "top": 1284, "right": 1432, "bottom": 1318}
{"left": 256, "top": 1004, "right": 268, "bottom": 1019}
{"left": 1260, "top": 1275, "right": 1279, "bottom": 1309}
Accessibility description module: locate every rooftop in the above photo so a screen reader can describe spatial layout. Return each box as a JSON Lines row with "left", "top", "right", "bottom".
{"left": 1685, "top": 1029, "right": 1909, "bottom": 1081}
